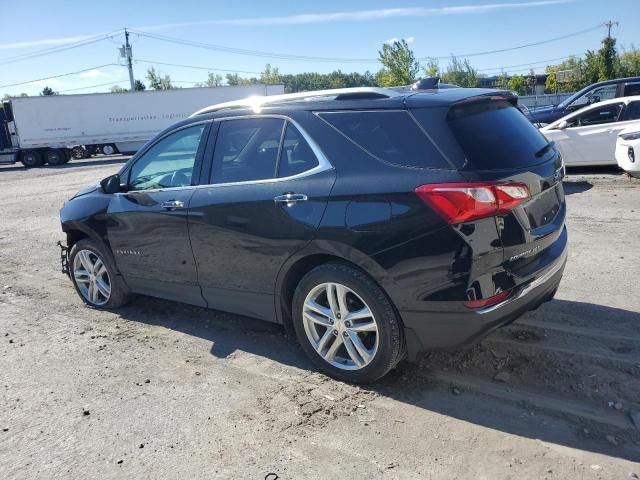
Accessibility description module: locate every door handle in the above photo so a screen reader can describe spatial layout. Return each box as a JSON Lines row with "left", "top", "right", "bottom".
{"left": 273, "top": 193, "right": 308, "bottom": 206}
{"left": 161, "top": 199, "right": 185, "bottom": 210}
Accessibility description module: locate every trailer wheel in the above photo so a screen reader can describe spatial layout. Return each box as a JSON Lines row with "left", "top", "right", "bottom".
{"left": 62, "top": 149, "right": 71, "bottom": 163}
{"left": 45, "top": 148, "right": 66, "bottom": 166}
{"left": 71, "top": 146, "right": 87, "bottom": 160}
{"left": 101, "top": 144, "right": 116, "bottom": 156}
{"left": 20, "top": 150, "right": 43, "bottom": 168}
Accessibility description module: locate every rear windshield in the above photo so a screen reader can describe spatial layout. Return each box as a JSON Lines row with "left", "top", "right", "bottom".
{"left": 446, "top": 100, "right": 553, "bottom": 170}
{"left": 318, "top": 111, "right": 450, "bottom": 169}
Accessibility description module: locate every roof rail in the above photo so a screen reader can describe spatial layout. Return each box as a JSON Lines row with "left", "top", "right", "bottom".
{"left": 190, "top": 87, "right": 401, "bottom": 117}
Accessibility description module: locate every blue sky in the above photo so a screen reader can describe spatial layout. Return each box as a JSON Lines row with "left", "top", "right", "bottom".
{"left": 1, "top": 0, "right": 637, "bottom": 96}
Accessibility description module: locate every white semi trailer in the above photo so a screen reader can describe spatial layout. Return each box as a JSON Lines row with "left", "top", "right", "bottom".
{"left": 0, "top": 84, "right": 284, "bottom": 167}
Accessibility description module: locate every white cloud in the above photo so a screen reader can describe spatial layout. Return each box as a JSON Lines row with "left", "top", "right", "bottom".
{"left": 137, "top": 0, "right": 574, "bottom": 29}
{"left": 0, "top": 33, "right": 101, "bottom": 51}
{"left": 79, "top": 68, "right": 109, "bottom": 79}
{"left": 0, "top": 0, "right": 574, "bottom": 52}
{"left": 405, "top": 36, "right": 415, "bottom": 44}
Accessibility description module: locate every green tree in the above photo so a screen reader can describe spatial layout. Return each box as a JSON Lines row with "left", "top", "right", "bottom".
{"left": 146, "top": 67, "right": 174, "bottom": 90}
{"left": 260, "top": 64, "right": 282, "bottom": 84}
{"left": 441, "top": 56, "right": 478, "bottom": 87}
{"left": 376, "top": 39, "right": 420, "bottom": 87}
{"left": 134, "top": 80, "right": 146, "bottom": 91}
{"left": 109, "top": 85, "right": 128, "bottom": 93}
{"left": 40, "top": 86, "right": 56, "bottom": 96}
{"left": 597, "top": 36, "right": 618, "bottom": 80}
{"left": 506, "top": 75, "right": 527, "bottom": 95}
{"left": 423, "top": 59, "right": 439, "bottom": 77}
{"left": 225, "top": 73, "right": 257, "bottom": 86}
{"left": 195, "top": 73, "right": 224, "bottom": 87}
{"left": 545, "top": 56, "right": 584, "bottom": 93}
{"left": 619, "top": 46, "right": 640, "bottom": 76}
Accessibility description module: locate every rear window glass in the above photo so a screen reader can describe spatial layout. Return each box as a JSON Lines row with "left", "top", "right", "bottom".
{"left": 318, "top": 111, "right": 450, "bottom": 169}
{"left": 446, "top": 100, "right": 552, "bottom": 170}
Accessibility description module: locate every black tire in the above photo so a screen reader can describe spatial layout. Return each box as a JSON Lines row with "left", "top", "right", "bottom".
{"left": 292, "top": 262, "right": 405, "bottom": 383}
{"left": 44, "top": 148, "right": 65, "bottom": 165}
{"left": 20, "top": 150, "right": 43, "bottom": 167}
{"left": 69, "top": 238, "right": 129, "bottom": 309}
{"left": 71, "top": 146, "right": 86, "bottom": 160}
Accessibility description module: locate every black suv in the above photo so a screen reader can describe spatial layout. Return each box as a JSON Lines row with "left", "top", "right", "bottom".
{"left": 60, "top": 87, "right": 567, "bottom": 383}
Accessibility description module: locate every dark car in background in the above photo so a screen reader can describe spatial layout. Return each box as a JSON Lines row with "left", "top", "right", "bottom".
{"left": 525, "top": 76, "right": 640, "bottom": 125}
{"left": 59, "top": 87, "right": 567, "bottom": 383}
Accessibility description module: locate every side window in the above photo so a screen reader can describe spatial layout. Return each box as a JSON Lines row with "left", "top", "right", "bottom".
{"left": 586, "top": 85, "right": 617, "bottom": 105}
{"left": 212, "top": 118, "right": 285, "bottom": 183}
{"left": 318, "top": 111, "right": 449, "bottom": 169}
{"left": 623, "top": 101, "right": 640, "bottom": 121}
{"left": 577, "top": 103, "right": 623, "bottom": 126}
{"left": 277, "top": 123, "right": 319, "bottom": 177}
{"left": 623, "top": 83, "right": 640, "bottom": 96}
{"left": 129, "top": 124, "right": 205, "bottom": 191}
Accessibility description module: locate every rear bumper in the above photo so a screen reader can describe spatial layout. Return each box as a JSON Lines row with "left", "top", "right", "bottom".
{"left": 401, "top": 236, "right": 568, "bottom": 361}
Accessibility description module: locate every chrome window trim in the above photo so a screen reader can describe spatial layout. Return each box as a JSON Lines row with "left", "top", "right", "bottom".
{"left": 115, "top": 114, "right": 333, "bottom": 195}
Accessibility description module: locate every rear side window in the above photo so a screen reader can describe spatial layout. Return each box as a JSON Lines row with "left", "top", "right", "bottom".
{"left": 318, "top": 111, "right": 450, "bottom": 169}
{"left": 446, "top": 100, "right": 551, "bottom": 170}
{"left": 278, "top": 123, "right": 319, "bottom": 177}
{"left": 623, "top": 101, "right": 640, "bottom": 121}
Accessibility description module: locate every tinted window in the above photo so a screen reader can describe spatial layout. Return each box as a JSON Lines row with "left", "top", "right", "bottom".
{"left": 623, "top": 101, "right": 640, "bottom": 121}
{"left": 623, "top": 83, "right": 640, "bottom": 96}
{"left": 578, "top": 103, "right": 623, "bottom": 126}
{"left": 318, "top": 111, "right": 449, "bottom": 169}
{"left": 129, "top": 124, "right": 205, "bottom": 191}
{"left": 212, "top": 118, "right": 285, "bottom": 183}
{"left": 277, "top": 123, "right": 319, "bottom": 177}
{"left": 447, "top": 100, "right": 551, "bottom": 170}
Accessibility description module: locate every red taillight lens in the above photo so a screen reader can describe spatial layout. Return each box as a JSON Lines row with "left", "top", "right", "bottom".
{"left": 463, "top": 290, "right": 510, "bottom": 309}
{"left": 415, "top": 182, "right": 530, "bottom": 224}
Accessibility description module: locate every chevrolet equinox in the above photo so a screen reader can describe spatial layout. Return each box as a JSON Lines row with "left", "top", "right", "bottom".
{"left": 59, "top": 87, "right": 568, "bottom": 383}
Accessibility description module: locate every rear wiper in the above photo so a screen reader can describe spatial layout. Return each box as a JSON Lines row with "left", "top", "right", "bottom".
{"left": 535, "top": 141, "right": 555, "bottom": 158}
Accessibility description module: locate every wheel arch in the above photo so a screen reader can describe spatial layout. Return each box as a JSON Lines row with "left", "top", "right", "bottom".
{"left": 63, "top": 223, "right": 121, "bottom": 275}
{"left": 275, "top": 243, "right": 397, "bottom": 335}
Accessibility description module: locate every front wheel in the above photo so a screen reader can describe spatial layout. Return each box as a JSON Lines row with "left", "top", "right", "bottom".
{"left": 69, "top": 239, "right": 129, "bottom": 309}
{"left": 292, "top": 263, "right": 405, "bottom": 383}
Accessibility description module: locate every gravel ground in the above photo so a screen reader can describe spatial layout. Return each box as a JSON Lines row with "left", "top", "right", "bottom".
{"left": 1, "top": 157, "right": 639, "bottom": 479}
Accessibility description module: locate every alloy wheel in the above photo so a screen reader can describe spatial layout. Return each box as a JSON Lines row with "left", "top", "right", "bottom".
{"left": 72, "top": 249, "right": 111, "bottom": 306}
{"left": 302, "top": 282, "right": 379, "bottom": 370}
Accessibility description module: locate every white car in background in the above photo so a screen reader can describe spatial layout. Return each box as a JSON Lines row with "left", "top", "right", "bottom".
{"left": 540, "top": 96, "right": 640, "bottom": 166}
{"left": 616, "top": 126, "right": 640, "bottom": 177}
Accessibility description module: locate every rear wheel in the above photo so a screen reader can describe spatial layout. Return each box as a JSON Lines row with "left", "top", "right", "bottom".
{"left": 44, "top": 148, "right": 65, "bottom": 166}
{"left": 69, "top": 239, "right": 129, "bottom": 309}
{"left": 20, "top": 150, "right": 43, "bottom": 167}
{"left": 292, "top": 262, "right": 405, "bottom": 383}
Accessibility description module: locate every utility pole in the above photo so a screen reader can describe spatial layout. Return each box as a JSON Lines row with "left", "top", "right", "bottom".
{"left": 604, "top": 20, "right": 618, "bottom": 39}
{"left": 121, "top": 29, "right": 135, "bottom": 91}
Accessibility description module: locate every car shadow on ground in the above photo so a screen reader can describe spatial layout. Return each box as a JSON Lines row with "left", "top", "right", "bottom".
{"left": 562, "top": 180, "right": 593, "bottom": 195}
{"left": 115, "top": 296, "right": 640, "bottom": 462}
{"left": 0, "top": 156, "right": 128, "bottom": 173}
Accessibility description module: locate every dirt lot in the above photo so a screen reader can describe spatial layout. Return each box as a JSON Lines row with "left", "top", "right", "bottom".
{"left": 1, "top": 157, "right": 639, "bottom": 479}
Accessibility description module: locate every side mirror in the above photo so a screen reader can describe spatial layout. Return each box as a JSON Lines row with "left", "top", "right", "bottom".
{"left": 100, "top": 173, "right": 122, "bottom": 194}
{"left": 557, "top": 120, "right": 568, "bottom": 130}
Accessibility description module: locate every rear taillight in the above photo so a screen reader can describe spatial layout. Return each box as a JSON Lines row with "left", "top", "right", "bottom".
{"left": 415, "top": 182, "right": 530, "bottom": 224}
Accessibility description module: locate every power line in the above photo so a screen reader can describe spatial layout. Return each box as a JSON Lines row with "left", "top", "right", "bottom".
{"left": 0, "top": 63, "right": 118, "bottom": 89}
{"left": 130, "top": 23, "right": 602, "bottom": 64}
{"left": 59, "top": 80, "right": 129, "bottom": 93}
{"left": 420, "top": 24, "right": 602, "bottom": 61}
{"left": 135, "top": 59, "right": 261, "bottom": 75}
{"left": 477, "top": 55, "right": 577, "bottom": 73}
{"left": 0, "top": 31, "right": 123, "bottom": 66}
